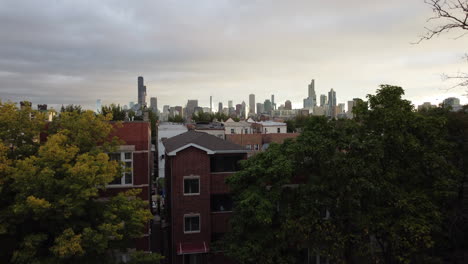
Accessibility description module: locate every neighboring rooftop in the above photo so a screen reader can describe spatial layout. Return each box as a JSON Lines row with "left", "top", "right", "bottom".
{"left": 195, "top": 122, "right": 225, "bottom": 130}
{"left": 254, "top": 121, "right": 287, "bottom": 126}
{"left": 222, "top": 118, "right": 251, "bottom": 127}
{"left": 163, "top": 131, "right": 246, "bottom": 156}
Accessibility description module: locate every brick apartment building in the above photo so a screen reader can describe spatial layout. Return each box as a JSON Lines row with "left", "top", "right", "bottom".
{"left": 101, "top": 121, "right": 154, "bottom": 254}
{"left": 163, "top": 131, "right": 247, "bottom": 264}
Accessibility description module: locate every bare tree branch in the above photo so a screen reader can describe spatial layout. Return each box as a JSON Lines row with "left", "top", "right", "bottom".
{"left": 417, "top": 1, "right": 468, "bottom": 95}
{"left": 416, "top": 0, "right": 468, "bottom": 43}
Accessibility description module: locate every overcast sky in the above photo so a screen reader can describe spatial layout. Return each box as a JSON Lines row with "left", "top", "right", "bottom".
{"left": 0, "top": 0, "right": 467, "bottom": 110}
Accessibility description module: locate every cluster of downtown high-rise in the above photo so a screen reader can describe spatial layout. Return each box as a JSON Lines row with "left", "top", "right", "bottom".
{"left": 101, "top": 77, "right": 464, "bottom": 122}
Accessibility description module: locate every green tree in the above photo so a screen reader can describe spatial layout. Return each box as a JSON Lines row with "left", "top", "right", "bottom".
{"left": 100, "top": 104, "right": 126, "bottom": 121}
{"left": 0, "top": 105, "right": 156, "bottom": 263}
{"left": 225, "top": 85, "right": 463, "bottom": 264}
{"left": 214, "top": 112, "right": 229, "bottom": 122}
{"left": 128, "top": 251, "right": 163, "bottom": 264}
{"left": 168, "top": 115, "right": 184, "bottom": 123}
{"left": 192, "top": 111, "right": 213, "bottom": 122}
{"left": 0, "top": 100, "right": 45, "bottom": 159}
{"left": 60, "top": 104, "right": 83, "bottom": 114}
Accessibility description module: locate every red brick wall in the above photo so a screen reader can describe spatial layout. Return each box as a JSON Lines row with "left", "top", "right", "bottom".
{"left": 110, "top": 122, "right": 151, "bottom": 151}
{"left": 211, "top": 212, "right": 232, "bottom": 233}
{"left": 210, "top": 172, "right": 233, "bottom": 194}
{"left": 225, "top": 133, "right": 263, "bottom": 147}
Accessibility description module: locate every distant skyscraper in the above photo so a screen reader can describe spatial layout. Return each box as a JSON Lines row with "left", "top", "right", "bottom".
{"left": 228, "top": 100, "right": 233, "bottom": 108}
{"left": 210, "top": 96, "right": 213, "bottom": 113}
{"left": 96, "top": 99, "right": 102, "bottom": 113}
{"left": 320, "top": 94, "right": 327, "bottom": 107}
{"left": 271, "top": 94, "right": 276, "bottom": 110}
{"left": 241, "top": 101, "right": 246, "bottom": 118}
{"left": 285, "top": 100, "right": 292, "bottom": 110}
{"left": 218, "top": 102, "right": 223, "bottom": 113}
{"left": 235, "top": 104, "right": 242, "bottom": 116}
{"left": 256, "top": 103, "right": 264, "bottom": 114}
{"left": 328, "top": 88, "right": 337, "bottom": 118}
{"left": 249, "top": 94, "right": 255, "bottom": 114}
{"left": 443, "top": 97, "right": 461, "bottom": 111}
{"left": 186, "top": 100, "right": 198, "bottom": 118}
{"left": 264, "top": 99, "right": 272, "bottom": 113}
{"left": 303, "top": 98, "right": 313, "bottom": 109}
{"left": 308, "top": 79, "right": 316, "bottom": 104}
{"left": 150, "top": 97, "right": 157, "bottom": 113}
{"left": 129, "top": 101, "right": 135, "bottom": 109}
{"left": 347, "top": 100, "right": 355, "bottom": 119}
{"left": 303, "top": 79, "right": 317, "bottom": 109}
{"left": 137, "top": 76, "right": 147, "bottom": 108}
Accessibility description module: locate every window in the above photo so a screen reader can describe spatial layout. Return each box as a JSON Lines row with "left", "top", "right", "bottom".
{"left": 184, "top": 176, "right": 200, "bottom": 195}
{"left": 264, "top": 128, "right": 267, "bottom": 133}
{"left": 108, "top": 152, "right": 132, "bottom": 185}
{"left": 210, "top": 155, "right": 243, "bottom": 172}
{"left": 245, "top": 144, "right": 252, "bottom": 150}
{"left": 211, "top": 194, "right": 233, "bottom": 212}
{"left": 254, "top": 144, "right": 259, "bottom": 150}
{"left": 230, "top": 128, "right": 235, "bottom": 134}
{"left": 277, "top": 127, "right": 280, "bottom": 133}
{"left": 244, "top": 128, "right": 248, "bottom": 134}
{"left": 184, "top": 214, "right": 200, "bottom": 233}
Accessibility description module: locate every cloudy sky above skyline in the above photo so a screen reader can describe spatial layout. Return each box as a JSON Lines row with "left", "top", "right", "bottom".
{"left": 0, "top": 0, "right": 467, "bottom": 110}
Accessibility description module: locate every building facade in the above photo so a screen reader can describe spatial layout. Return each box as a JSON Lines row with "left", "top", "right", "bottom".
{"left": 103, "top": 121, "right": 154, "bottom": 253}
{"left": 163, "top": 131, "right": 247, "bottom": 264}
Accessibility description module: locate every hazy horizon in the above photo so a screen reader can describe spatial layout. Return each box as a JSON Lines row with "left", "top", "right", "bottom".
{"left": 1, "top": 0, "right": 467, "bottom": 110}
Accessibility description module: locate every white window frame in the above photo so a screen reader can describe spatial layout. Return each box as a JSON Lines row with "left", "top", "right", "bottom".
{"left": 254, "top": 144, "right": 259, "bottom": 150}
{"left": 184, "top": 213, "right": 201, "bottom": 234}
{"left": 183, "top": 175, "right": 200, "bottom": 196}
{"left": 230, "top": 128, "right": 235, "bottom": 134}
{"left": 277, "top": 127, "right": 280, "bottom": 133}
{"left": 108, "top": 152, "right": 133, "bottom": 186}
{"left": 246, "top": 144, "right": 252, "bottom": 150}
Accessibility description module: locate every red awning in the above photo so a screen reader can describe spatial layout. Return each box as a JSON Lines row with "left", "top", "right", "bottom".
{"left": 177, "top": 241, "right": 209, "bottom": 255}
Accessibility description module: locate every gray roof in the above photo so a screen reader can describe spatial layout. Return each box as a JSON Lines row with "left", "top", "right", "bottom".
{"left": 163, "top": 131, "right": 246, "bottom": 155}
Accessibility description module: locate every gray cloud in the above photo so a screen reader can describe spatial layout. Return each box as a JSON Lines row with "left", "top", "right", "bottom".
{"left": 0, "top": 0, "right": 467, "bottom": 110}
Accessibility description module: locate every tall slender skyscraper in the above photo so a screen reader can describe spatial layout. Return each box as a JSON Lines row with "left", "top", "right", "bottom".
{"left": 308, "top": 79, "right": 317, "bottom": 107}
{"left": 264, "top": 99, "right": 272, "bottom": 113}
{"left": 303, "top": 79, "right": 317, "bottom": 109}
{"left": 271, "top": 94, "right": 275, "bottom": 110}
{"left": 150, "top": 97, "right": 158, "bottom": 113}
{"left": 218, "top": 102, "right": 223, "bottom": 113}
{"left": 249, "top": 94, "right": 255, "bottom": 114}
{"left": 328, "top": 88, "right": 337, "bottom": 118}
{"left": 210, "top": 96, "right": 213, "bottom": 113}
{"left": 320, "top": 94, "right": 327, "bottom": 107}
{"left": 96, "top": 99, "right": 102, "bottom": 113}
{"left": 137, "top": 76, "right": 147, "bottom": 107}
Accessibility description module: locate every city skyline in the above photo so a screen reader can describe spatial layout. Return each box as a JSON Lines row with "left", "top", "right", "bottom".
{"left": 1, "top": 1, "right": 468, "bottom": 110}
